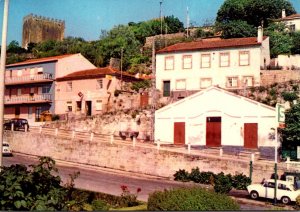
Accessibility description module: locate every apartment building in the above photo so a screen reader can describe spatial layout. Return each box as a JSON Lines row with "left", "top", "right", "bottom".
{"left": 4, "top": 53, "right": 96, "bottom": 124}
{"left": 55, "top": 67, "right": 141, "bottom": 116}
{"left": 155, "top": 27, "right": 270, "bottom": 100}
{"left": 274, "top": 9, "right": 300, "bottom": 32}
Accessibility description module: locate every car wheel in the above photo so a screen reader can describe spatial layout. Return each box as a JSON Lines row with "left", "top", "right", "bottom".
{"left": 250, "top": 191, "right": 259, "bottom": 200}
{"left": 281, "top": 196, "right": 290, "bottom": 204}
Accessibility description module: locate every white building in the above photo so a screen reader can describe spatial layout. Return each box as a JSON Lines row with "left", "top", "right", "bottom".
{"left": 274, "top": 9, "right": 300, "bottom": 32}
{"left": 155, "top": 87, "right": 277, "bottom": 155}
{"left": 155, "top": 28, "right": 270, "bottom": 101}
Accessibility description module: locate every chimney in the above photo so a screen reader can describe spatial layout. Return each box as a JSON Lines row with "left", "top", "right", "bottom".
{"left": 282, "top": 9, "right": 286, "bottom": 18}
{"left": 257, "top": 26, "right": 263, "bottom": 43}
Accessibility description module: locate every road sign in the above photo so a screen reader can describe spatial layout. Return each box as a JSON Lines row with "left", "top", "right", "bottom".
{"left": 276, "top": 104, "right": 285, "bottom": 123}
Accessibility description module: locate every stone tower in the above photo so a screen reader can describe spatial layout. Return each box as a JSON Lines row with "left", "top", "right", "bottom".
{"left": 22, "top": 14, "right": 65, "bottom": 48}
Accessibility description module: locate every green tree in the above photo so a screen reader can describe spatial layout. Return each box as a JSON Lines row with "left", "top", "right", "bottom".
{"left": 217, "top": 20, "right": 256, "bottom": 38}
{"left": 265, "top": 23, "right": 293, "bottom": 57}
{"left": 7, "top": 40, "right": 26, "bottom": 54}
{"left": 216, "top": 0, "right": 296, "bottom": 37}
{"left": 291, "top": 31, "right": 300, "bottom": 54}
{"left": 282, "top": 103, "right": 300, "bottom": 143}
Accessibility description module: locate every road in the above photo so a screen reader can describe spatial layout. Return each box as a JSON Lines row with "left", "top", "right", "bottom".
{"left": 3, "top": 154, "right": 285, "bottom": 210}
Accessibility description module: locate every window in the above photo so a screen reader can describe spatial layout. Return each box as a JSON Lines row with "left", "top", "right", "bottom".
{"left": 66, "top": 101, "right": 72, "bottom": 112}
{"left": 17, "top": 88, "right": 22, "bottom": 96}
{"left": 227, "top": 77, "right": 239, "bottom": 88}
{"left": 66, "top": 81, "right": 72, "bottom": 92}
{"left": 37, "top": 67, "right": 43, "bottom": 73}
{"left": 175, "top": 79, "right": 186, "bottom": 90}
{"left": 239, "top": 51, "right": 250, "bottom": 66}
{"left": 96, "top": 100, "right": 103, "bottom": 111}
{"left": 242, "top": 76, "right": 254, "bottom": 87}
{"left": 200, "top": 78, "right": 212, "bottom": 88}
{"left": 42, "top": 85, "right": 51, "bottom": 93}
{"left": 289, "top": 24, "right": 295, "bottom": 32}
{"left": 17, "top": 70, "right": 22, "bottom": 77}
{"left": 76, "top": 101, "right": 82, "bottom": 111}
{"left": 201, "top": 54, "right": 211, "bottom": 68}
{"left": 163, "top": 80, "right": 171, "bottom": 97}
{"left": 28, "top": 107, "right": 33, "bottom": 119}
{"left": 219, "top": 52, "right": 230, "bottom": 67}
{"left": 165, "top": 56, "right": 174, "bottom": 70}
{"left": 96, "top": 79, "right": 103, "bottom": 90}
{"left": 182, "top": 55, "right": 192, "bottom": 69}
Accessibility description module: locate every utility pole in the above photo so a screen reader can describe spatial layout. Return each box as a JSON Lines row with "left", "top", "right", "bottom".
{"left": 0, "top": 0, "right": 9, "bottom": 171}
{"left": 160, "top": 1, "right": 163, "bottom": 35}
{"left": 150, "top": 39, "right": 156, "bottom": 141}
{"left": 186, "top": 6, "right": 190, "bottom": 37}
{"left": 120, "top": 47, "right": 123, "bottom": 90}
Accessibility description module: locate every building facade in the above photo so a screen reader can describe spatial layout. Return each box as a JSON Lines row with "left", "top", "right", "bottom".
{"left": 155, "top": 28, "right": 270, "bottom": 101}
{"left": 55, "top": 67, "right": 142, "bottom": 117}
{"left": 274, "top": 9, "right": 300, "bottom": 32}
{"left": 4, "top": 54, "right": 96, "bottom": 124}
{"left": 22, "top": 14, "right": 65, "bottom": 48}
{"left": 155, "top": 86, "right": 277, "bottom": 157}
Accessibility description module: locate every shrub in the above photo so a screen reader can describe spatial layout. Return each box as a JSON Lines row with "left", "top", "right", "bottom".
{"left": 281, "top": 91, "right": 298, "bottom": 102}
{"left": 119, "top": 185, "right": 141, "bottom": 207}
{"left": 213, "top": 172, "right": 233, "bottom": 194}
{"left": 147, "top": 187, "right": 240, "bottom": 211}
{"left": 173, "top": 169, "right": 190, "bottom": 182}
{"left": 189, "top": 167, "right": 201, "bottom": 183}
{"left": 91, "top": 200, "right": 109, "bottom": 211}
{"left": 296, "top": 195, "right": 300, "bottom": 208}
{"left": 199, "top": 171, "right": 216, "bottom": 184}
{"left": 232, "top": 173, "right": 251, "bottom": 190}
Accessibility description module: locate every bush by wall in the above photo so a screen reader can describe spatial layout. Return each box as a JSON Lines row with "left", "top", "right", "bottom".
{"left": 147, "top": 187, "right": 240, "bottom": 211}
{"left": 174, "top": 167, "right": 251, "bottom": 193}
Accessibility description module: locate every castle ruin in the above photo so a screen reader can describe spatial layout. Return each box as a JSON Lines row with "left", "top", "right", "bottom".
{"left": 22, "top": 14, "right": 65, "bottom": 48}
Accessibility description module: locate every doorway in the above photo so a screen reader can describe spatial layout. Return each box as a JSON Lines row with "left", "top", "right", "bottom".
{"left": 244, "top": 123, "right": 258, "bottom": 149}
{"left": 206, "top": 117, "right": 221, "bottom": 147}
{"left": 85, "top": 101, "right": 92, "bottom": 116}
{"left": 174, "top": 122, "right": 185, "bottom": 145}
{"left": 15, "top": 107, "right": 20, "bottom": 118}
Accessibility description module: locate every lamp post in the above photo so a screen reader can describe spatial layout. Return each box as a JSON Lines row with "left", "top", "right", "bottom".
{"left": 0, "top": 0, "right": 9, "bottom": 171}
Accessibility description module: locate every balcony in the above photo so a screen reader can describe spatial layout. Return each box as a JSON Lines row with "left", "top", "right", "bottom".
{"left": 5, "top": 73, "right": 53, "bottom": 85}
{"left": 5, "top": 94, "right": 52, "bottom": 105}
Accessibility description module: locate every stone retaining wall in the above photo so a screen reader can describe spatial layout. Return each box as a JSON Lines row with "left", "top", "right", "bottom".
{"left": 6, "top": 131, "right": 288, "bottom": 183}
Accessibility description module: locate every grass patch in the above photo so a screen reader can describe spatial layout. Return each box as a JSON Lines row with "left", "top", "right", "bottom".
{"left": 110, "top": 203, "right": 147, "bottom": 211}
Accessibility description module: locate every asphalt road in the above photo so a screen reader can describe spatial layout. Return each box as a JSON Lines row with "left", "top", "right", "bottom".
{"left": 2, "top": 154, "right": 287, "bottom": 210}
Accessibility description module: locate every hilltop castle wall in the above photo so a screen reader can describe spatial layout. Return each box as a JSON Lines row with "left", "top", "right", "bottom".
{"left": 22, "top": 14, "right": 65, "bottom": 48}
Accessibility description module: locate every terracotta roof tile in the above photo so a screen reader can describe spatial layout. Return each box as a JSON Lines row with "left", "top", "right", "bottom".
{"left": 56, "top": 67, "right": 139, "bottom": 81}
{"left": 6, "top": 54, "right": 77, "bottom": 67}
{"left": 156, "top": 36, "right": 267, "bottom": 54}
{"left": 275, "top": 14, "right": 300, "bottom": 21}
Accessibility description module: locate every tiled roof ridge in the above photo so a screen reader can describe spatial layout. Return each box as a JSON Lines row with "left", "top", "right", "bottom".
{"left": 156, "top": 36, "right": 267, "bottom": 54}
{"left": 6, "top": 53, "right": 78, "bottom": 67}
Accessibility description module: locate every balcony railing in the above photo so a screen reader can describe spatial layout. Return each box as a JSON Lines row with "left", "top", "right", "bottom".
{"left": 5, "top": 73, "right": 53, "bottom": 85}
{"left": 5, "top": 94, "right": 52, "bottom": 104}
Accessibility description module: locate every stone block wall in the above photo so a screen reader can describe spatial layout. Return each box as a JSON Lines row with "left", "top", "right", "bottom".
{"left": 260, "top": 70, "right": 300, "bottom": 86}
{"left": 6, "top": 131, "right": 289, "bottom": 183}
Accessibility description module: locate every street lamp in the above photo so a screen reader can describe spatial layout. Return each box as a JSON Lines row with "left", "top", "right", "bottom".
{"left": 0, "top": 0, "right": 10, "bottom": 171}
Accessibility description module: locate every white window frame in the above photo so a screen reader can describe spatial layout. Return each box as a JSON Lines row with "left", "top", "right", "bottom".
{"left": 201, "top": 54, "right": 211, "bottom": 68}
{"left": 239, "top": 51, "right": 250, "bottom": 66}
{"left": 219, "top": 52, "right": 230, "bottom": 67}
{"left": 242, "top": 76, "right": 254, "bottom": 87}
{"left": 227, "top": 77, "right": 239, "bottom": 88}
{"left": 182, "top": 55, "right": 192, "bottom": 69}
{"left": 200, "top": 78, "right": 212, "bottom": 89}
{"left": 96, "top": 100, "right": 103, "bottom": 111}
{"left": 165, "top": 56, "right": 174, "bottom": 70}
{"left": 66, "top": 101, "right": 72, "bottom": 112}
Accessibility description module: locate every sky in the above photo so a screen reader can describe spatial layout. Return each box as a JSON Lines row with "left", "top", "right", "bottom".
{"left": 0, "top": 0, "right": 299, "bottom": 45}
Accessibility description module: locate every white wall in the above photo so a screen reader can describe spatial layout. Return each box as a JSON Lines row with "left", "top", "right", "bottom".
{"left": 156, "top": 46, "right": 263, "bottom": 93}
{"left": 278, "top": 54, "right": 300, "bottom": 69}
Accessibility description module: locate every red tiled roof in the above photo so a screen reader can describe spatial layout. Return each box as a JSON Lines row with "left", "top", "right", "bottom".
{"left": 156, "top": 36, "right": 267, "bottom": 54}
{"left": 56, "top": 67, "right": 139, "bottom": 81}
{"left": 275, "top": 14, "right": 300, "bottom": 21}
{"left": 6, "top": 54, "right": 77, "bottom": 67}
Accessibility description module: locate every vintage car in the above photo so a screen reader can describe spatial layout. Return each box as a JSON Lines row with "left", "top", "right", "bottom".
{"left": 247, "top": 179, "right": 300, "bottom": 204}
{"left": 2, "top": 142, "right": 12, "bottom": 157}
{"left": 4, "top": 118, "right": 29, "bottom": 131}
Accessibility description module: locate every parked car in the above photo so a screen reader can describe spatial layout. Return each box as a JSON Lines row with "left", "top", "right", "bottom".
{"left": 247, "top": 179, "right": 300, "bottom": 204}
{"left": 3, "top": 118, "right": 29, "bottom": 131}
{"left": 2, "top": 142, "right": 12, "bottom": 157}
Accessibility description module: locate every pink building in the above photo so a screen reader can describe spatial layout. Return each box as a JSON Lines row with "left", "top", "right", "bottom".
{"left": 55, "top": 67, "right": 141, "bottom": 117}
{"left": 4, "top": 53, "right": 96, "bottom": 124}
